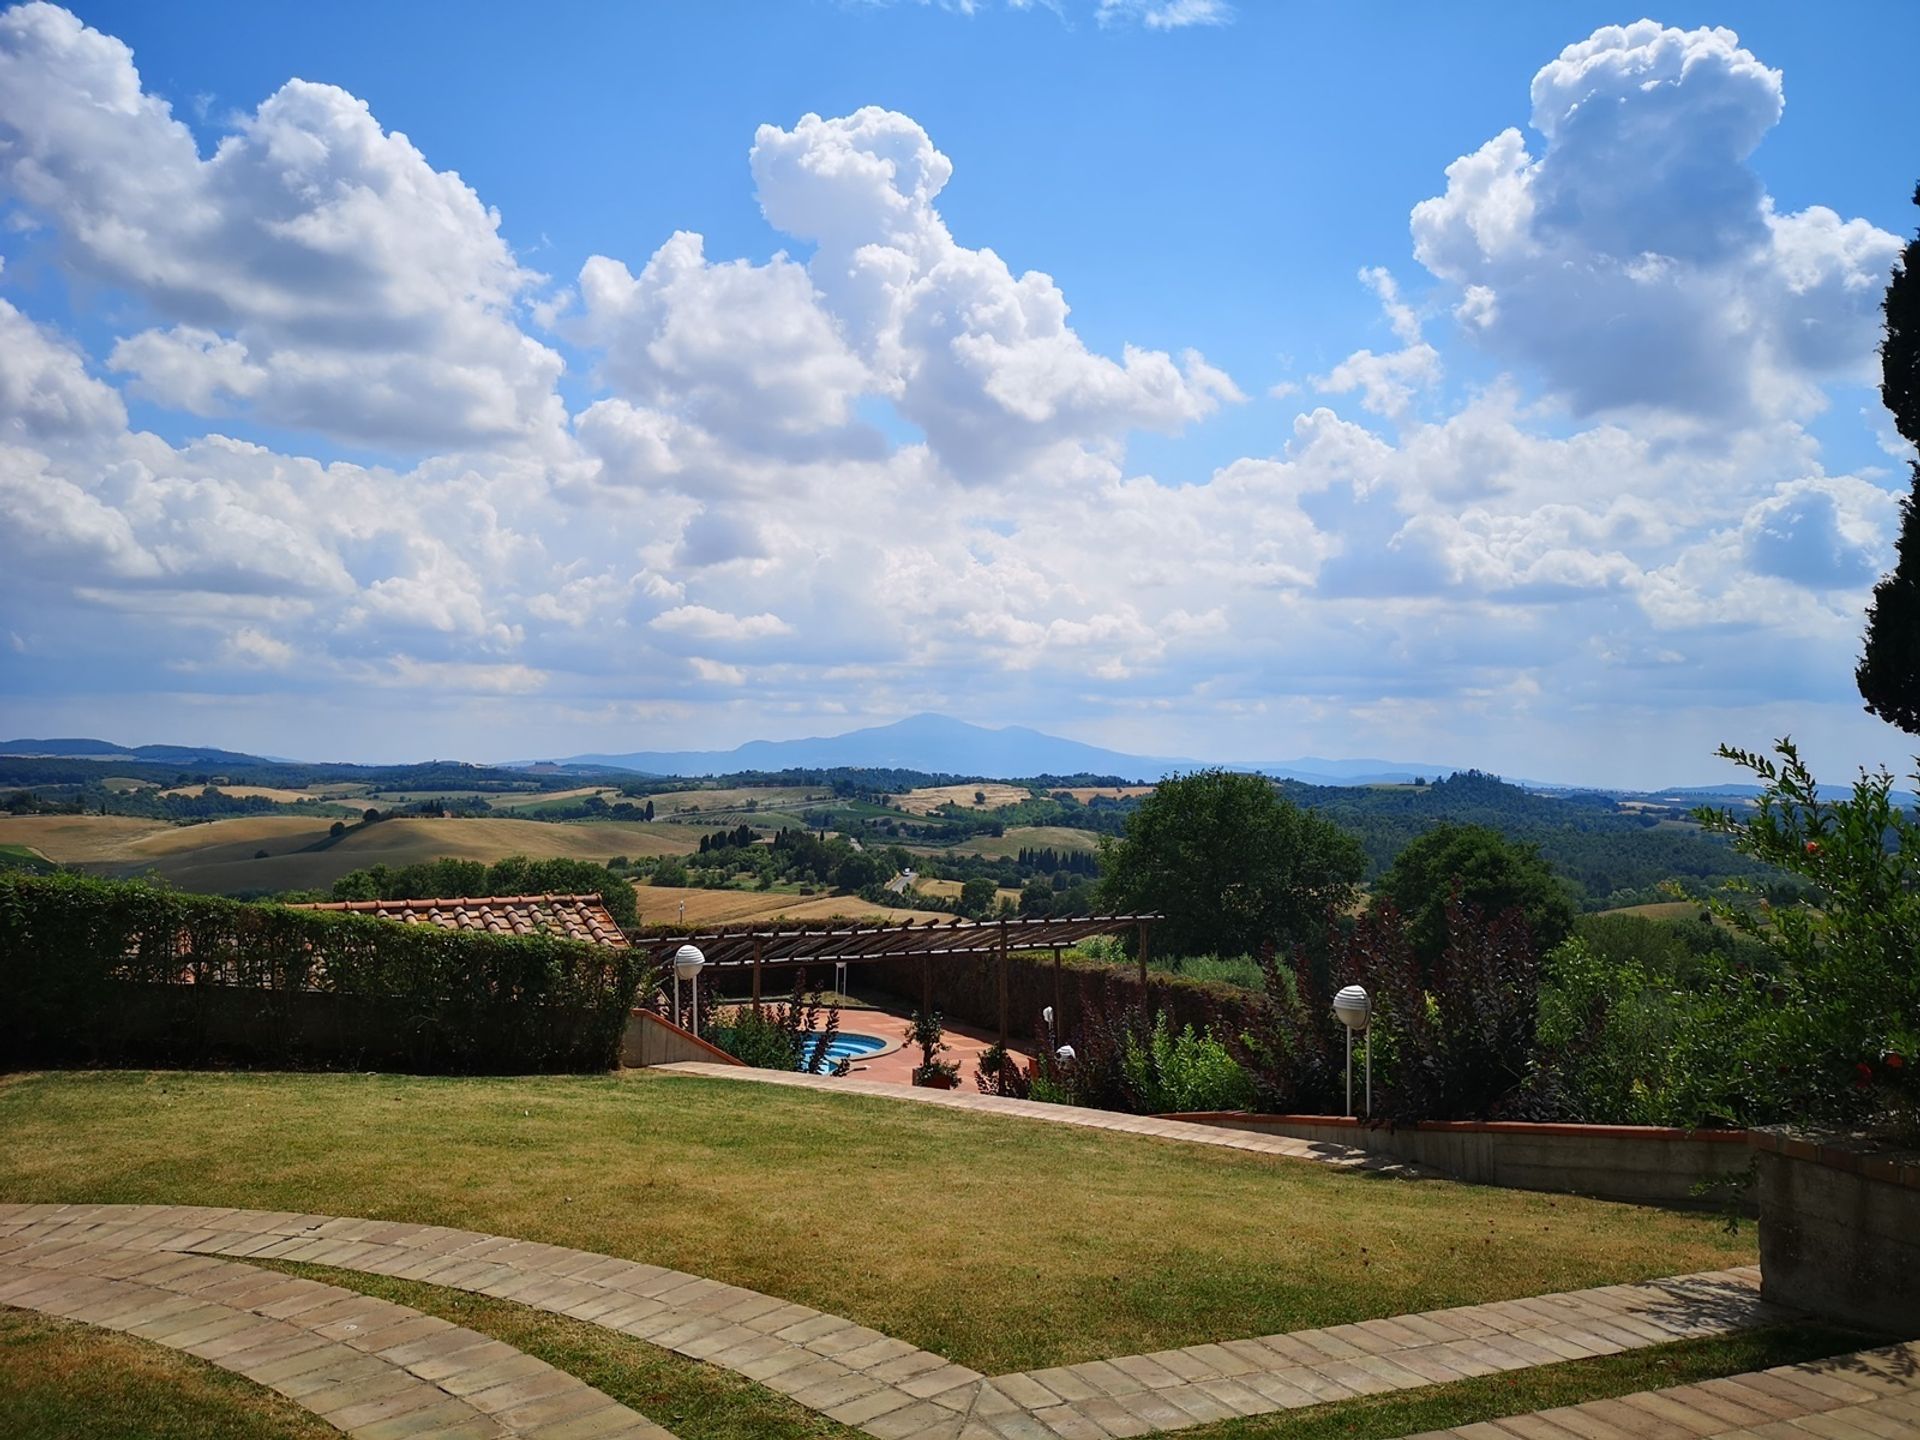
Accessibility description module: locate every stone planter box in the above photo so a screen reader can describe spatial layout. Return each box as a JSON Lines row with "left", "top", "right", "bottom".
{"left": 1751, "top": 1129, "right": 1920, "bottom": 1336}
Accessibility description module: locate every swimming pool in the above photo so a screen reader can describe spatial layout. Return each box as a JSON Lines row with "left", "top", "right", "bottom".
{"left": 798, "top": 1031, "right": 887, "bottom": 1072}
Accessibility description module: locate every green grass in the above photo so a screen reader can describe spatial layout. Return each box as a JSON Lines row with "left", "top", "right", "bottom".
{"left": 272, "top": 1263, "right": 860, "bottom": 1440}
{"left": 0, "top": 1308, "right": 336, "bottom": 1440}
{"left": 0, "top": 1070, "right": 1755, "bottom": 1374}
{"left": 0, "top": 843, "right": 55, "bottom": 875}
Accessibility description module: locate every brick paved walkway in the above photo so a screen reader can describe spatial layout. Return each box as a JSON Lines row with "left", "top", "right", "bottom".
{"left": 960, "top": 1268, "right": 1784, "bottom": 1439}
{"left": 1406, "top": 1338, "right": 1920, "bottom": 1439}
{"left": 0, "top": 1223, "right": 670, "bottom": 1439}
{"left": 652, "top": 1061, "right": 1436, "bottom": 1174}
{"left": 0, "top": 1205, "right": 1800, "bottom": 1440}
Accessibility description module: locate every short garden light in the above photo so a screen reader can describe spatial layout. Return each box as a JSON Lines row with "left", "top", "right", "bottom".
{"left": 674, "top": 944, "right": 706, "bottom": 1035}
{"left": 1056, "top": 1044, "right": 1076, "bottom": 1063}
{"left": 1333, "top": 984, "right": 1371, "bottom": 1117}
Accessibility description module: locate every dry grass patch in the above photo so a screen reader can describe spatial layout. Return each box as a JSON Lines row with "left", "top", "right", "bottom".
{"left": 0, "top": 1070, "right": 1754, "bottom": 1376}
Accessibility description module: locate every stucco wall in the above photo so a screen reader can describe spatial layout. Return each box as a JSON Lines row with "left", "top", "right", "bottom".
{"left": 1752, "top": 1132, "right": 1920, "bottom": 1334}
{"left": 621, "top": 1008, "right": 745, "bottom": 1068}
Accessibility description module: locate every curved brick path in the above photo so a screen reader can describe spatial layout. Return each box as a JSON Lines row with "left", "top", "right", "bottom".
{"left": 0, "top": 1205, "right": 1796, "bottom": 1440}
{"left": 0, "top": 1225, "right": 670, "bottom": 1439}
{"left": 1407, "top": 1338, "right": 1920, "bottom": 1439}
{"left": 652, "top": 1060, "right": 1437, "bottom": 1174}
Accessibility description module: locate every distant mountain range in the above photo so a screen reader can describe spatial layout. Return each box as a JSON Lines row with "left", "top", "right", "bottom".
{"left": 0, "top": 737, "right": 278, "bottom": 768}
{"left": 12, "top": 719, "right": 1841, "bottom": 796}
{"left": 517, "top": 712, "right": 1453, "bottom": 786}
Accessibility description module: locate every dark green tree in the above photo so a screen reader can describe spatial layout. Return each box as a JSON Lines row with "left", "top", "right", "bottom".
{"left": 1098, "top": 769, "right": 1366, "bottom": 958}
{"left": 833, "top": 852, "right": 881, "bottom": 893}
{"left": 958, "top": 876, "right": 997, "bottom": 919}
{"left": 1857, "top": 182, "right": 1920, "bottom": 731}
{"left": 1373, "top": 822, "right": 1574, "bottom": 966}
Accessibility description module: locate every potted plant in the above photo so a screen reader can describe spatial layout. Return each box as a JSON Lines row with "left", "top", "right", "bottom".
{"left": 905, "top": 1009, "right": 960, "bottom": 1088}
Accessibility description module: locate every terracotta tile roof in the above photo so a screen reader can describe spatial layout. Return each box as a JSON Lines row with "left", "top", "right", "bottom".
{"left": 289, "top": 894, "right": 629, "bottom": 948}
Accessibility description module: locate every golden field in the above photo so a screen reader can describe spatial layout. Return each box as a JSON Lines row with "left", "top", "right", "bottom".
{"left": 888, "top": 782, "right": 1032, "bottom": 814}
{"left": 1053, "top": 785, "right": 1155, "bottom": 803}
{"left": 928, "top": 824, "right": 1102, "bottom": 859}
{"left": 629, "top": 882, "right": 947, "bottom": 928}
{"left": 0, "top": 813, "right": 698, "bottom": 895}
{"left": 913, "top": 877, "right": 1023, "bottom": 908}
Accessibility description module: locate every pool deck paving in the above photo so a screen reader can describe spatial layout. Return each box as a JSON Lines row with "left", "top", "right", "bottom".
{"left": 0, "top": 1203, "right": 1836, "bottom": 1440}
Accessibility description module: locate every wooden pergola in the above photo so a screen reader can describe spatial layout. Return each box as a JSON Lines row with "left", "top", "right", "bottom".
{"left": 643, "top": 913, "right": 1159, "bottom": 1047}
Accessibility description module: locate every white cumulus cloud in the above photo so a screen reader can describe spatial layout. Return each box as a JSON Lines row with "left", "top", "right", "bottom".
{"left": 1410, "top": 20, "right": 1900, "bottom": 423}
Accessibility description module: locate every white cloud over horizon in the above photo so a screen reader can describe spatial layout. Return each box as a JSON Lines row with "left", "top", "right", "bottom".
{"left": 0, "top": 4, "right": 1910, "bottom": 786}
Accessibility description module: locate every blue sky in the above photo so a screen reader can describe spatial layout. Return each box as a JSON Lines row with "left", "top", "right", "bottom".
{"left": 0, "top": 1, "right": 1915, "bottom": 785}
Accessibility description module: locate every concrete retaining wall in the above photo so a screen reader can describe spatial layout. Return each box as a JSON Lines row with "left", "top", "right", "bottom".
{"left": 622, "top": 1009, "right": 745, "bottom": 1069}
{"left": 1752, "top": 1130, "right": 1920, "bottom": 1334}
{"left": 1165, "top": 1112, "right": 1754, "bottom": 1208}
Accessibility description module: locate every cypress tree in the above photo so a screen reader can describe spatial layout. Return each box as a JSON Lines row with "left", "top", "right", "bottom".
{"left": 1857, "top": 183, "right": 1920, "bottom": 732}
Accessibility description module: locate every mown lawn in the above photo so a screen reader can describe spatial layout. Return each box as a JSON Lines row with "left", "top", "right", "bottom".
{"left": 0, "top": 1070, "right": 1756, "bottom": 1375}
{"left": 0, "top": 1309, "right": 335, "bottom": 1440}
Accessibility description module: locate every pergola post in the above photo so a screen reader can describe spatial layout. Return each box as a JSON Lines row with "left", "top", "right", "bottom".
{"left": 921, "top": 953, "right": 932, "bottom": 1017}
{"left": 997, "top": 917, "right": 1010, "bottom": 1048}
{"left": 751, "top": 938, "right": 764, "bottom": 1014}
{"left": 1051, "top": 945, "right": 1063, "bottom": 1027}
{"left": 1136, "top": 919, "right": 1150, "bottom": 990}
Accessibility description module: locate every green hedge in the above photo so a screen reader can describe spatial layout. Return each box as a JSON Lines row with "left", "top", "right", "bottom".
{"left": 0, "top": 873, "right": 650, "bottom": 1073}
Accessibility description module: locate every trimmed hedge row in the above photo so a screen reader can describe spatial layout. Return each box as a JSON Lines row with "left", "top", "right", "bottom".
{"left": 0, "top": 873, "right": 651, "bottom": 1073}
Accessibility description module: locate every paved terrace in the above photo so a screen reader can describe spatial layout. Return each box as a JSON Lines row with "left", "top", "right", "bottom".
{"left": 0, "top": 1204, "right": 1818, "bottom": 1440}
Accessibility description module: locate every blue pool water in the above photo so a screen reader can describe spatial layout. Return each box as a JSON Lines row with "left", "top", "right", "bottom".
{"left": 798, "top": 1032, "right": 886, "bottom": 1071}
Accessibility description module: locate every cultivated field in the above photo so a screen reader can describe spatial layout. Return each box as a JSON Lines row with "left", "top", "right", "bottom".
{"left": 0, "top": 814, "right": 333, "bottom": 865}
{"left": 1596, "top": 900, "right": 1731, "bottom": 925}
{"left": 484, "top": 785, "right": 619, "bottom": 809}
{"left": 914, "top": 877, "right": 1023, "bottom": 908}
{"left": 159, "top": 784, "right": 348, "bottom": 803}
{"left": 644, "top": 785, "right": 828, "bottom": 816}
{"left": 1054, "top": 785, "right": 1155, "bottom": 803}
{"left": 932, "top": 824, "right": 1102, "bottom": 859}
{"left": 630, "top": 882, "right": 947, "bottom": 928}
{"left": 889, "top": 782, "right": 1032, "bottom": 814}
{"left": 0, "top": 813, "right": 698, "bottom": 895}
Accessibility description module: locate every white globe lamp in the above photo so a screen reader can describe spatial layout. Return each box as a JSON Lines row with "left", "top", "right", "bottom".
{"left": 673, "top": 944, "right": 706, "bottom": 1035}
{"left": 1331, "top": 984, "right": 1372, "bottom": 1117}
